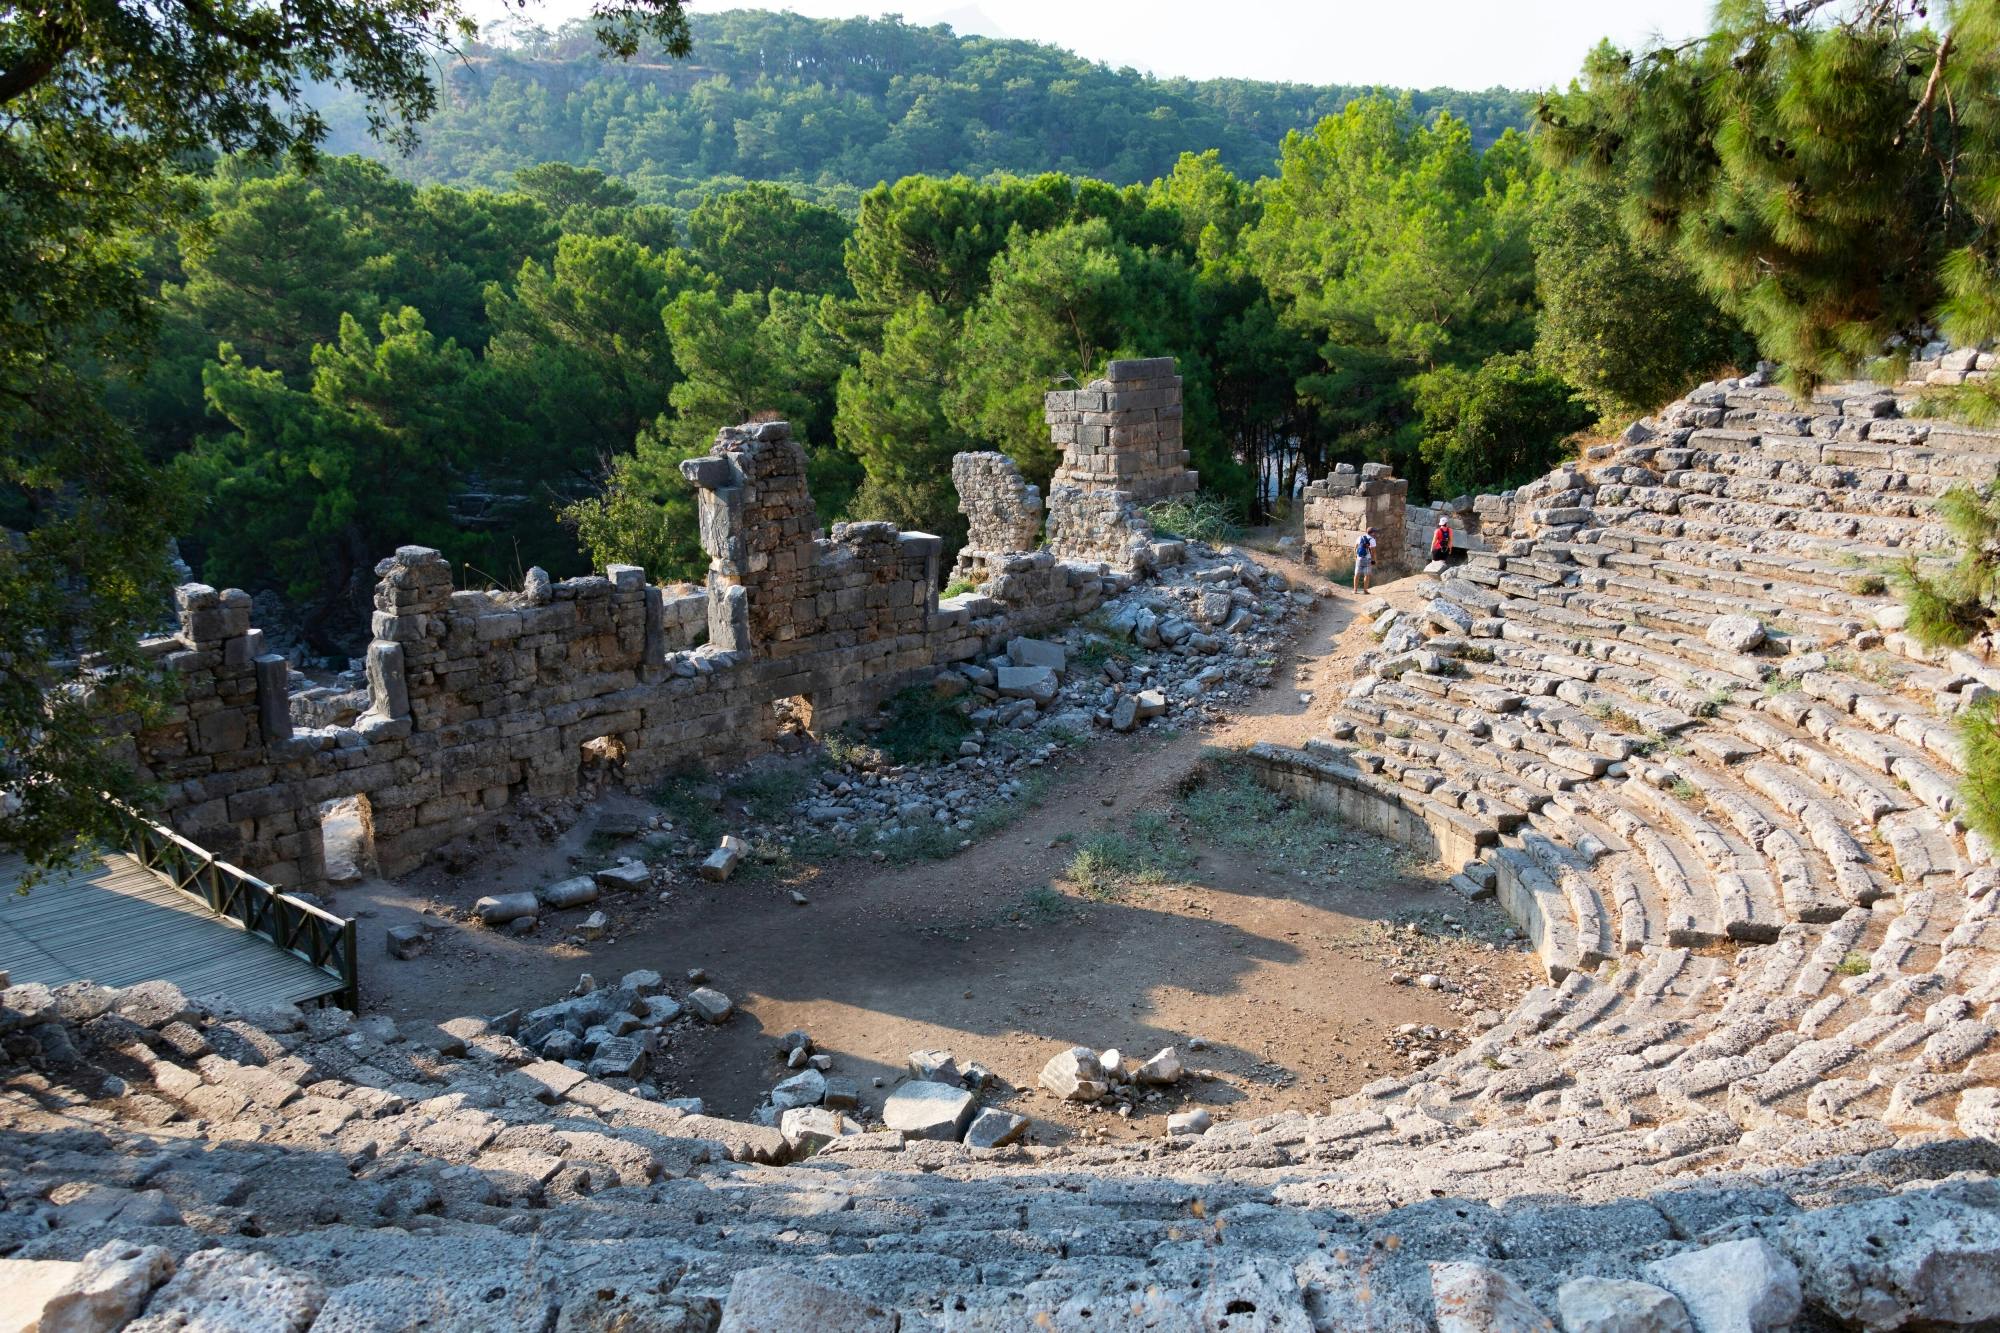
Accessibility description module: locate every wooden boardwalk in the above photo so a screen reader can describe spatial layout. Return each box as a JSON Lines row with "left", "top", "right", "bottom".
{"left": 0, "top": 850, "right": 344, "bottom": 1010}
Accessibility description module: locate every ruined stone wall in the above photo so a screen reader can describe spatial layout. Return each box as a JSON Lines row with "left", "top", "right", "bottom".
{"left": 950, "top": 451, "right": 1043, "bottom": 584}
{"left": 133, "top": 422, "right": 1109, "bottom": 889}
{"left": 1300, "top": 463, "right": 1409, "bottom": 572}
{"left": 1042, "top": 357, "right": 1197, "bottom": 572}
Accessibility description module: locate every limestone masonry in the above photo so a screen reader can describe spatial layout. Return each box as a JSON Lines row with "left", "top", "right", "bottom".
{"left": 10, "top": 361, "right": 2000, "bottom": 1329}
{"left": 124, "top": 366, "right": 1204, "bottom": 891}
{"left": 1043, "top": 357, "right": 1197, "bottom": 572}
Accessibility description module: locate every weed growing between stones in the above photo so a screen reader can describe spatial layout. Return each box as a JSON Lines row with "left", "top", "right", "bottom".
{"left": 1175, "top": 753, "right": 1371, "bottom": 874}
{"left": 1835, "top": 951, "right": 1871, "bottom": 977}
{"left": 651, "top": 769, "right": 727, "bottom": 844}
{"left": 840, "top": 686, "right": 973, "bottom": 766}
{"left": 941, "top": 578, "right": 980, "bottom": 598}
{"left": 1144, "top": 493, "right": 1243, "bottom": 545}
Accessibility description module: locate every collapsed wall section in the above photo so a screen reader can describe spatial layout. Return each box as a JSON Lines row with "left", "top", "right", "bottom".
{"left": 132, "top": 420, "right": 1109, "bottom": 889}
{"left": 950, "top": 451, "right": 1044, "bottom": 585}
{"left": 1043, "top": 357, "right": 1197, "bottom": 572}
{"left": 1300, "top": 463, "right": 1408, "bottom": 573}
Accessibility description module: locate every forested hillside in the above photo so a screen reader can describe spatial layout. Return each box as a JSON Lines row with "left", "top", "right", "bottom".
{"left": 13, "top": 0, "right": 2000, "bottom": 869}
{"left": 315, "top": 10, "right": 1530, "bottom": 203}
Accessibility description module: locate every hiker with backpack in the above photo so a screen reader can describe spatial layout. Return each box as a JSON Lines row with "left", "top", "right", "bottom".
{"left": 1431, "top": 515, "right": 1457, "bottom": 566}
{"left": 1353, "top": 527, "right": 1378, "bottom": 593}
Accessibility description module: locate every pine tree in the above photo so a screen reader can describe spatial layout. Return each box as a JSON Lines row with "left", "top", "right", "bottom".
{"left": 1537, "top": 2, "right": 2000, "bottom": 394}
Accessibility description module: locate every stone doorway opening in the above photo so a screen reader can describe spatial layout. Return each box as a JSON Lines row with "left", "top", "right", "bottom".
{"left": 768, "top": 695, "right": 816, "bottom": 753}
{"left": 580, "top": 735, "right": 629, "bottom": 797}
{"left": 319, "top": 795, "right": 375, "bottom": 884}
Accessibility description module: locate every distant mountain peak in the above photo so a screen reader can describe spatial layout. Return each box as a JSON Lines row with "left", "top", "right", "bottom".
{"left": 915, "top": 6, "right": 1012, "bottom": 41}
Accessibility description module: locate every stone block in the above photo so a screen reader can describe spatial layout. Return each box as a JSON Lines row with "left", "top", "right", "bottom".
{"left": 881, "top": 1080, "right": 976, "bottom": 1141}
{"left": 475, "top": 892, "right": 539, "bottom": 926}
{"left": 537, "top": 876, "right": 599, "bottom": 910}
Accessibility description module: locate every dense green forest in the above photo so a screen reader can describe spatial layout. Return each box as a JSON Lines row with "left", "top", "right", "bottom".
{"left": 315, "top": 10, "right": 1532, "bottom": 204}
{"left": 109, "top": 97, "right": 1753, "bottom": 653}
{"left": 12, "top": 0, "right": 1999, "bottom": 870}
{"left": 87, "top": 11, "right": 1757, "bottom": 656}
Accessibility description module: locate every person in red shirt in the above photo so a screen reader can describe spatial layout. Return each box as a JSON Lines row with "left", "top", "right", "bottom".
{"left": 1431, "top": 516, "right": 1456, "bottom": 565}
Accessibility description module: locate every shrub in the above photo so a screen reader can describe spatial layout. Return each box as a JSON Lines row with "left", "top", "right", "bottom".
{"left": 1145, "top": 493, "right": 1242, "bottom": 545}
{"left": 854, "top": 686, "right": 972, "bottom": 766}
{"left": 1957, "top": 695, "right": 2000, "bottom": 848}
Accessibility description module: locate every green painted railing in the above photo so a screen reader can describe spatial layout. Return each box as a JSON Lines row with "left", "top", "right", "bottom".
{"left": 121, "top": 809, "right": 358, "bottom": 1010}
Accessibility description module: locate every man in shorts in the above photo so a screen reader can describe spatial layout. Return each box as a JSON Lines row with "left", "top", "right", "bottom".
{"left": 1353, "top": 526, "right": 1378, "bottom": 593}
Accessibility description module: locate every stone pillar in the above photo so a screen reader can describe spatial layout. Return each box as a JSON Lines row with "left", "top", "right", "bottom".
{"left": 680, "top": 420, "right": 819, "bottom": 659}
{"left": 1302, "top": 464, "right": 1410, "bottom": 573}
{"left": 1042, "top": 357, "right": 1198, "bottom": 571}
{"left": 950, "top": 451, "right": 1044, "bottom": 584}
{"left": 1045, "top": 357, "right": 1197, "bottom": 502}
{"left": 254, "top": 654, "right": 292, "bottom": 744}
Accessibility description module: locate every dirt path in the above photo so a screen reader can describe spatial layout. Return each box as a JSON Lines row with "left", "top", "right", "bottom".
{"left": 348, "top": 563, "right": 1530, "bottom": 1143}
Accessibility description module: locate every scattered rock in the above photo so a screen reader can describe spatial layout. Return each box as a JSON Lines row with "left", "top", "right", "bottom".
{"left": 593, "top": 862, "right": 651, "bottom": 892}
{"left": 779, "top": 1106, "right": 857, "bottom": 1155}
{"left": 1166, "top": 1109, "right": 1211, "bottom": 1136}
{"left": 1705, "top": 614, "right": 1766, "bottom": 654}
{"left": 770, "top": 1070, "right": 826, "bottom": 1112}
{"left": 906, "top": 1049, "right": 960, "bottom": 1084}
{"left": 1556, "top": 1277, "right": 1693, "bottom": 1333}
{"left": 1135, "top": 1047, "right": 1184, "bottom": 1085}
{"left": 1430, "top": 1261, "right": 1553, "bottom": 1333}
{"left": 384, "top": 924, "right": 427, "bottom": 960}
{"left": 964, "top": 1107, "right": 1028, "bottom": 1149}
{"left": 700, "top": 836, "right": 745, "bottom": 883}
{"left": 1646, "top": 1239, "right": 1800, "bottom": 1333}
{"left": 474, "top": 891, "right": 540, "bottom": 926}
{"left": 881, "top": 1080, "right": 977, "bottom": 1141}
{"left": 537, "top": 876, "right": 599, "bottom": 910}
{"left": 1039, "top": 1047, "right": 1108, "bottom": 1102}
{"left": 685, "top": 988, "right": 733, "bottom": 1024}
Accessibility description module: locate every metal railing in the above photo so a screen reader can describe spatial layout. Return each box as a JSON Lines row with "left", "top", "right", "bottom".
{"left": 120, "top": 808, "right": 358, "bottom": 1010}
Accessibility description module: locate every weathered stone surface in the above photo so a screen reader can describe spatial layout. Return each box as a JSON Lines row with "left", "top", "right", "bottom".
{"left": 686, "top": 987, "right": 733, "bottom": 1024}
{"left": 1431, "top": 1261, "right": 1554, "bottom": 1333}
{"left": 716, "top": 1267, "right": 897, "bottom": 1333}
{"left": 124, "top": 1248, "right": 323, "bottom": 1333}
{"left": 1039, "top": 1047, "right": 1107, "bottom": 1101}
{"left": 964, "top": 1107, "right": 1028, "bottom": 1149}
{"left": 1646, "top": 1239, "right": 1800, "bottom": 1333}
{"left": 40, "top": 1241, "right": 174, "bottom": 1333}
{"left": 1135, "top": 1047, "right": 1184, "bottom": 1084}
{"left": 881, "top": 1080, "right": 976, "bottom": 1141}
{"left": 771, "top": 1069, "right": 826, "bottom": 1111}
{"left": 1556, "top": 1278, "right": 1693, "bottom": 1333}
{"left": 1775, "top": 1192, "right": 2000, "bottom": 1330}
{"left": 475, "top": 891, "right": 540, "bottom": 925}
{"left": 1705, "top": 614, "right": 1767, "bottom": 653}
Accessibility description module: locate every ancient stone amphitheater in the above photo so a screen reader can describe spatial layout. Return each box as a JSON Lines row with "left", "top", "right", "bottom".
{"left": 7, "top": 368, "right": 2000, "bottom": 1330}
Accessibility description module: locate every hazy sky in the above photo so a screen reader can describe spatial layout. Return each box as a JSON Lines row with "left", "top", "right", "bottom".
{"left": 484, "top": 1, "right": 1720, "bottom": 90}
